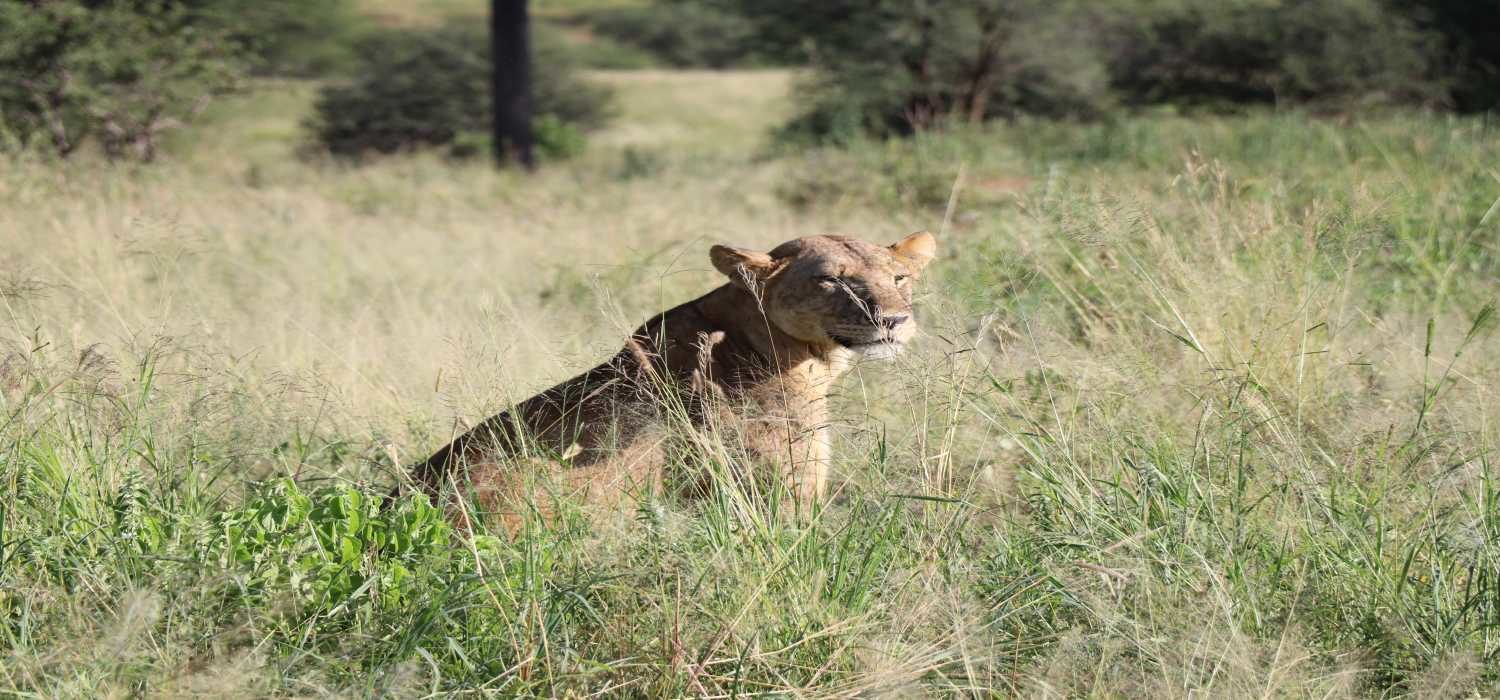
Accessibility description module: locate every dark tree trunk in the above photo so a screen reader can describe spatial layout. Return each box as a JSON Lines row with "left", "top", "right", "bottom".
{"left": 491, "top": 0, "right": 535, "bottom": 169}
{"left": 963, "top": 17, "right": 1002, "bottom": 124}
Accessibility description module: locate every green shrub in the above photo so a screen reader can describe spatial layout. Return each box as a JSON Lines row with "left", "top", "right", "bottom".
{"left": 308, "top": 22, "right": 613, "bottom": 158}
{"left": 1396, "top": 0, "right": 1500, "bottom": 112}
{"left": 585, "top": 1, "right": 774, "bottom": 69}
{"left": 725, "top": 0, "right": 1467, "bottom": 143}
{"left": 0, "top": 1, "right": 244, "bottom": 160}
{"left": 211, "top": 480, "right": 453, "bottom": 617}
{"left": 727, "top": 0, "right": 1112, "bottom": 144}
{"left": 192, "top": 0, "right": 363, "bottom": 77}
{"left": 446, "top": 116, "right": 585, "bottom": 161}
{"left": 532, "top": 113, "right": 587, "bottom": 159}
{"left": 1106, "top": 0, "right": 1442, "bottom": 110}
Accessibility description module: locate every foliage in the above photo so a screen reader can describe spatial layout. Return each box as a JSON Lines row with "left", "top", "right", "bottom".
{"left": 723, "top": 0, "right": 1476, "bottom": 142}
{"left": 1396, "top": 0, "right": 1500, "bottom": 112}
{"left": 728, "top": 0, "right": 1110, "bottom": 143}
{"left": 308, "top": 22, "right": 613, "bottom": 158}
{"left": 0, "top": 0, "right": 243, "bottom": 160}
{"left": 1106, "top": 0, "right": 1442, "bottom": 110}
{"left": 548, "top": 30, "right": 658, "bottom": 70}
{"left": 583, "top": 1, "right": 775, "bottom": 69}
{"left": 210, "top": 481, "right": 453, "bottom": 616}
{"left": 447, "top": 115, "right": 587, "bottom": 161}
{"left": 188, "top": 0, "right": 363, "bottom": 77}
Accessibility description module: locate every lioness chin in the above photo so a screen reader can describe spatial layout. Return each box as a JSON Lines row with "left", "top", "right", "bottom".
{"left": 397, "top": 232, "right": 937, "bottom": 529}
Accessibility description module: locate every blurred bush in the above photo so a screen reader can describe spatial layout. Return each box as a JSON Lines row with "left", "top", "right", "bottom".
{"left": 308, "top": 23, "right": 613, "bottom": 159}
{"left": 554, "top": 32, "right": 658, "bottom": 70}
{"left": 584, "top": 1, "right": 778, "bottom": 69}
{"left": 191, "top": 0, "right": 363, "bottom": 77}
{"left": 1106, "top": 0, "right": 1441, "bottom": 111}
{"left": 724, "top": 0, "right": 1486, "bottom": 143}
{"left": 0, "top": 0, "right": 360, "bottom": 161}
{"left": 727, "top": 0, "right": 1113, "bottom": 144}
{"left": 0, "top": 1, "right": 243, "bottom": 161}
{"left": 1397, "top": 0, "right": 1500, "bottom": 112}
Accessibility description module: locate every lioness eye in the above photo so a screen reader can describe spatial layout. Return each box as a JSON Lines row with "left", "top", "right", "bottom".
{"left": 894, "top": 274, "right": 909, "bottom": 284}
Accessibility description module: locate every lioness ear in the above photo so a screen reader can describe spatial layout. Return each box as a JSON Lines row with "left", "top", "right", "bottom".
{"left": 710, "top": 245, "right": 776, "bottom": 288}
{"left": 890, "top": 230, "right": 936, "bottom": 268}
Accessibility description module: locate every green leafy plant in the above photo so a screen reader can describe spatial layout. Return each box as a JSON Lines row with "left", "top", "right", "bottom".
{"left": 0, "top": 1, "right": 243, "bottom": 160}
{"left": 211, "top": 480, "right": 452, "bottom": 615}
{"left": 308, "top": 22, "right": 613, "bottom": 159}
{"left": 584, "top": 1, "right": 775, "bottom": 69}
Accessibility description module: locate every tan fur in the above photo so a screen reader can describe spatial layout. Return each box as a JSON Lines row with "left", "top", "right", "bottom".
{"left": 398, "top": 232, "right": 937, "bottom": 529}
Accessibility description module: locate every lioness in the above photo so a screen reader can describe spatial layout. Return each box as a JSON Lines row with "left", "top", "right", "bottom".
{"left": 399, "top": 232, "right": 936, "bottom": 526}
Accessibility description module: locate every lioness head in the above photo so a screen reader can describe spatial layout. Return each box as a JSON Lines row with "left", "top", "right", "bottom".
{"left": 710, "top": 232, "right": 937, "bottom": 360}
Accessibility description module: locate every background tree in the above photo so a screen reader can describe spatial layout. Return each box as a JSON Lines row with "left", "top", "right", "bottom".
{"left": 723, "top": 0, "right": 1110, "bottom": 143}
{"left": 307, "top": 22, "right": 611, "bottom": 159}
{"left": 491, "top": 0, "right": 534, "bottom": 169}
{"left": 0, "top": 1, "right": 241, "bottom": 160}
{"left": 717, "top": 0, "right": 1461, "bottom": 144}
{"left": 1396, "top": 0, "right": 1500, "bottom": 112}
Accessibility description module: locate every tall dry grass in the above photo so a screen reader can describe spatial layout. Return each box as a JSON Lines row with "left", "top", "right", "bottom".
{"left": 2, "top": 73, "right": 1498, "bottom": 695}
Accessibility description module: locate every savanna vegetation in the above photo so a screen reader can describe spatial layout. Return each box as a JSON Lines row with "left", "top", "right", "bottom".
{"left": 2, "top": 0, "right": 1498, "bottom": 696}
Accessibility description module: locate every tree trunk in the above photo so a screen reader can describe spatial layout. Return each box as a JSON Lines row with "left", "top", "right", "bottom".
{"left": 491, "top": 0, "right": 535, "bottom": 169}
{"left": 963, "top": 20, "right": 1002, "bottom": 124}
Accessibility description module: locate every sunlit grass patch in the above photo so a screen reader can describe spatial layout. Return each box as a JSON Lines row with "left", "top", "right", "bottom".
{"left": 2, "top": 102, "right": 1498, "bottom": 694}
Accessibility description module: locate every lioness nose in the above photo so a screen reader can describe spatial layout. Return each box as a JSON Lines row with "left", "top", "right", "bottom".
{"left": 879, "top": 314, "right": 909, "bottom": 329}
